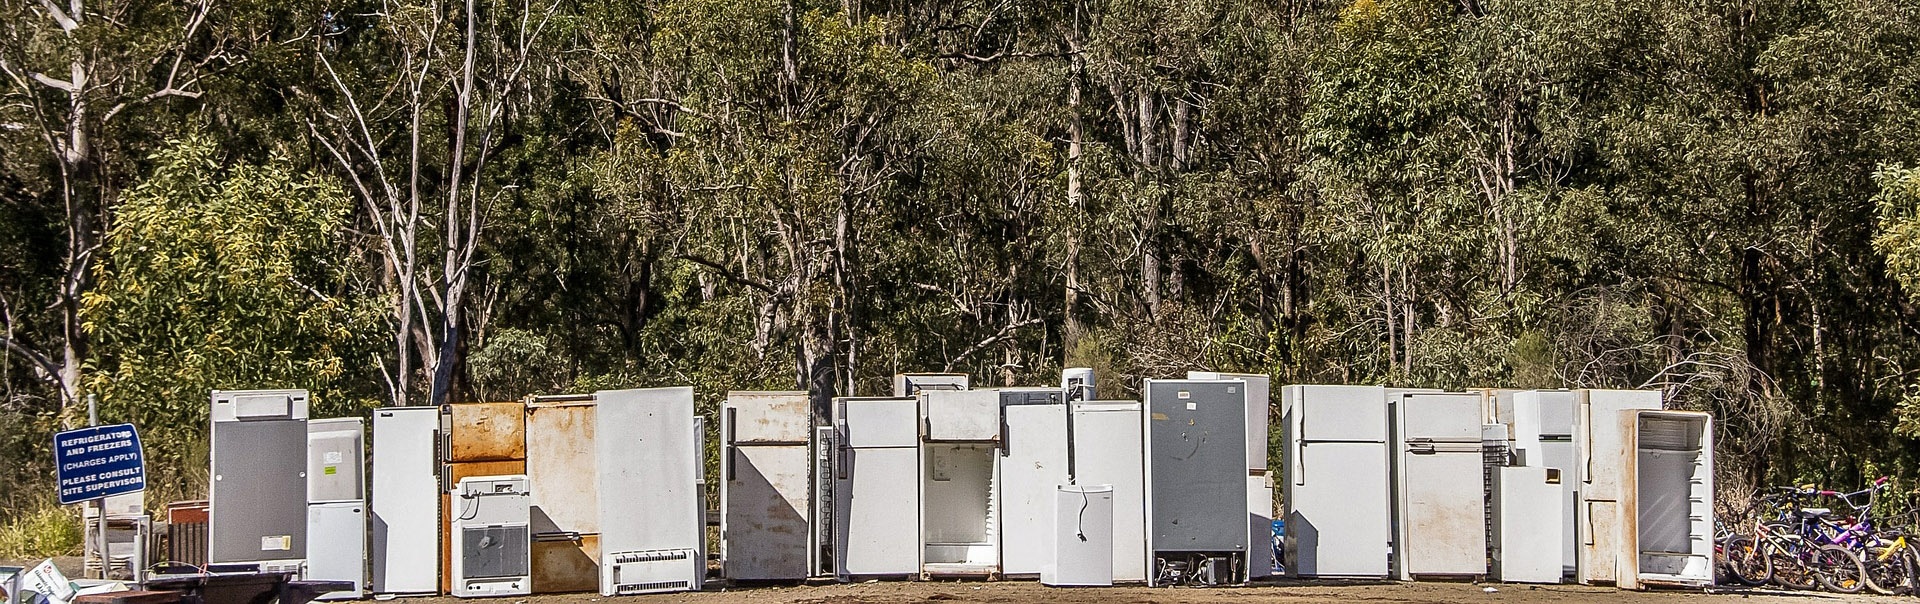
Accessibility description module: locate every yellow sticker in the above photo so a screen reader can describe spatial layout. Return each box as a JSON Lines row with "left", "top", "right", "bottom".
{"left": 324, "top": 466, "right": 337, "bottom": 475}
{"left": 1150, "top": 412, "right": 1170, "bottom": 421}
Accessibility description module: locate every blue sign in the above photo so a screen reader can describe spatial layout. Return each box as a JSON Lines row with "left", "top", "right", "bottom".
{"left": 53, "top": 424, "right": 146, "bottom": 505}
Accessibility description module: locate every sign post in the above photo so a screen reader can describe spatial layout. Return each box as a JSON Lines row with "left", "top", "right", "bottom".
{"left": 53, "top": 421, "right": 145, "bottom": 580}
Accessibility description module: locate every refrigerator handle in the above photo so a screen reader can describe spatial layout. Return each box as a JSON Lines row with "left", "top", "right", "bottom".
{"left": 726, "top": 446, "right": 736, "bottom": 482}
{"left": 726, "top": 407, "right": 736, "bottom": 444}
{"left": 1291, "top": 401, "right": 1306, "bottom": 486}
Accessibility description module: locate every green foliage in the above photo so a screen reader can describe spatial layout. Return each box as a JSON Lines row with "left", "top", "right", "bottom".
{"left": 1877, "top": 165, "right": 1920, "bottom": 301}
{"left": 0, "top": 506, "right": 82, "bottom": 559}
{"left": 79, "top": 137, "right": 381, "bottom": 500}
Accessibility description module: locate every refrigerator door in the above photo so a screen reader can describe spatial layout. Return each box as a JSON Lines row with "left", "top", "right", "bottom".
{"left": 923, "top": 390, "right": 1000, "bottom": 442}
{"left": 596, "top": 388, "right": 702, "bottom": 563}
{"left": 1286, "top": 441, "right": 1390, "bottom": 578}
{"left": 726, "top": 391, "right": 812, "bottom": 444}
{"left": 1187, "top": 372, "right": 1270, "bottom": 471}
{"left": 723, "top": 444, "right": 812, "bottom": 580}
{"left": 211, "top": 417, "right": 308, "bottom": 564}
{"left": 1493, "top": 466, "right": 1565, "bottom": 583}
{"left": 1000, "top": 403, "right": 1068, "bottom": 576}
{"left": 525, "top": 398, "right": 599, "bottom": 593}
{"left": 1286, "top": 385, "right": 1387, "bottom": 443}
{"left": 1071, "top": 401, "right": 1147, "bottom": 583}
{"left": 839, "top": 397, "right": 920, "bottom": 448}
{"left": 1394, "top": 395, "right": 1486, "bottom": 579}
{"left": 1144, "top": 380, "right": 1248, "bottom": 555}
{"left": 834, "top": 445, "right": 920, "bottom": 577}
{"left": 371, "top": 406, "right": 439, "bottom": 594}
{"left": 308, "top": 501, "right": 367, "bottom": 599}
{"left": 308, "top": 418, "right": 365, "bottom": 502}
{"left": 1576, "top": 389, "right": 1661, "bottom": 585}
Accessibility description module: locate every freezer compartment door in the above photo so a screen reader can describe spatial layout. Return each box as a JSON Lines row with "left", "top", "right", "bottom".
{"left": 726, "top": 391, "right": 812, "bottom": 444}
{"left": 1398, "top": 393, "right": 1484, "bottom": 442}
{"left": 837, "top": 398, "right": 920, "bottom": 448}
{"left": 308, "top": 418, "right": 365, "bottom": 502}
{"left": 1284, "top": 385, "right": 1387, "bottom": 444}
{"left": 1286, "top": 441, "right": 1389, "bottom": 578}
{"left": 723, "top": 444, "right": 812, "bottom": 581}
{"left": 922, "top": 390, "right": 1000, "bottom": 441}
{"left": 1000, "top": 404, "right": 1068, "bottom": 576}
{"left": 834, "top": 446, "right": 920, "bottom": 577}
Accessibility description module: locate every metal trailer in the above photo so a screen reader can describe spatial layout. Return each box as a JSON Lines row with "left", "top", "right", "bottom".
{"left": 1187, "top": 371, "right": 1274, "bottom": 579}
{"left": 1042, "top": 485, "right": 1114, "bottom": 587}
{"left": 999, "top": 401, "right": 1068, "bottom": 578}
{"left": 450, "top": 475, "right": 532, "bottom": 598}
{"left": 370, "top": 406, "right": 439, "bottom": 595}
{"left": 1390, "top": 392, "right": 1488, "bottom": 581}
{"left": 524, "top": 395, "right": 601, "bottom": 593}
{"left": 1143, "top": 379, "right": 1249, "bottom": 587}
{"left": 1574, "top": 389, "right": 1663, "bottom": 586}
{"left": 210, "top": 389, "right": 311, "bottom": 572}
{"left": 1281, "top": 385, "right": 1391, "bottom": 579}
{"left": 1491, "top": 465, "right": 1566, "bottom": 583}
{"left": 832, "top": 397, "right": 922, "bottom": 580}
{"left": 918, "top": 390, "right": 1002, "bottom": 579}
{"left": 595, "top": 387, "right": 704, "bottom": 596}
{"left": 893, "top": 373, "right": 970, "bottom": 397}
{"left": 306, "top": 417, "right": 365, "bottom": 600}
{"left": 1619, "top": 410, "right": 1714, "bottom": 589}
{"left": 1069, "top": 401, "right": 1147, "bottom": 583}
{"left": 721, "top": 391, "right": 814, "bottom": 582}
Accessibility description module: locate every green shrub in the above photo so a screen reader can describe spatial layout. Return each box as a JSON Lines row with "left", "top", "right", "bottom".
{"left": 0, "top": 505, "right": 83, "bottom": 559}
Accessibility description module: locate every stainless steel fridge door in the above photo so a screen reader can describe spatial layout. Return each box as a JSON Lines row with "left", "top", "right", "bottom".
{"left": 999, "top": 403, "right": 1067, "bottom": 576}
{"left": 723, "top": 444, "right": 812, "bottom": 580}
{"left": 1287, "top": 440, "right": 1389, "bottom": 578}
{"left": 371, "top": 406, "right": 440, "bottom": 594}
{"left": 834, "top": 446, "right": 920, "bottom": 577}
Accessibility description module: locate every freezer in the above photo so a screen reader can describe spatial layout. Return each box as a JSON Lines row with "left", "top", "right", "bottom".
{"left": 371, "top": 406, "right": 439, "bottom": 595}
{"left": 308, "top": 418, "right": 365, "bottom": 503}
{"left": 722, "top": 391, "right": 813, "bottom": 582}
{"left": 1070, "top": 401, "right": 1147, "bottom": 583}
{"left": 1282, "top": 385, "right": 1390, "bottom": 579}
{"left": 1620, "top": 410, "right": 1713, "bottom": 589}
{"left": 524, "top": 396, "right": 600, "bottom": 593}
{"left": 1575, "top": 389, "right": 1661, "bottom": 585}
{"left": 1000, "top": 403, "right": 1068, "bottom": 577}
{"left": 595, "top": 387, "right": 703, "bottom": 595}
{"left": 1391, "top": 392, "right": 1487, "bottom": 580}
{"left": 1144, "top": 379, "right": 1248, "bottom": 586}
{"left": 210, "top": 389, "right": 310, "bottom": 570}
{"left": 833, "top": 397, "right": 921, "bottom": 579}
{"left": 921, "top": 390, "right": 1001, "bottom": 442}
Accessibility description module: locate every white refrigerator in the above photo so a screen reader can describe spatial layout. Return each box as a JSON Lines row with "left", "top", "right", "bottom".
{"left": 1282, "top": 385, "right": 1390, "bottom": 579}
{"left": 832, "top": 397, "right": 921, "bottom": 579}
{"left": 1000, "top": 402, "right": 1068, "bottom": 578}
{"left": 1512, "top": 389, "right": 1580, "bottom": 576}
{"left": 722, "top": 391, "right": 813, "bottom": 581}
{"left": 919, "top": 390, "right": 1001, "bottom": 578}
{"left": 307, "top": 417, "right": 365, "bottom": 600}
{"left": 1391, "top": 392, "right": 1487, "bottom": 580}
{"left": 1620, "top": 410, "right": 1714, "bottom": 589}
{"left": 595, "top": 387, "right": 704, "bottom": 595}
{"left": 371, "top": 406, "right": 438, "bottom": 595}
{"left": 1070, "top": 401, "right": 1147, "bottom": 583}
{"left": 1574, "top": 389, "right": 1662, "bottom": 586}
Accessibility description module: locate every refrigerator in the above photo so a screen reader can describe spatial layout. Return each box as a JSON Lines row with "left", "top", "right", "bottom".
{"left": 524, "top": 395, "right": 600, "bottom": 594}
{"left": 1143, "top": 379, "right": 1249, "bottom": 586}
{"left": 450, "top": 475, "right": 532, "bottom": 598}
{"left": 999, "top": 402, "right": 1068, "bottom": 578}
{"left": 1620, "top": 410, "right": 1714, "bottom": 589}
{"left": 893, "top": 373, "right": 969, "bottom": 397}
{"left": 1512, "top": 389, "right": 1580, "bottom": 576}
{"left": 1069, "top": 401, "right": 1147, "bottom": 583}
{"left": 1574, "top": 389, "right": 1662, "bottom": 586}
{"left": 595, "top": 387, "right": 703, "bottom": 595}
{"left": 307, "top": 417, "right": 365, "bottom": 599}
{"left": 1390, "top": 392, "right": 1487, "bottom": 580}
{"left": 919, "top": 390, "right": 1001, "bottom": 578}
{"left": 1043, "top": 485, "right": 1114, "bottom": 587}
{"left": 209, "top": 389, "right": 310, "bottom": 572}
{"left": 1188, "top": 371, "right": 1273, "bottom": 579}
{"left": 1492, "top": 465, "right": 1565, "bottom": 583}
{"left": 832, "top": 397, "right": 921, "bottom": 579}
{"left": 1282, "top": 385, "right": 1390, "bottom": 579}
{"left": 721, "top": 391, "right": 813, "bottom": 582}
{"left": 371, "top": 406, "right": 439, "bottom": 595}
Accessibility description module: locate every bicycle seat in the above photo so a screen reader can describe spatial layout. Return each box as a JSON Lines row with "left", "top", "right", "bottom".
{"left": 1800, "top": 508, "right": 1833, "bottom": 517}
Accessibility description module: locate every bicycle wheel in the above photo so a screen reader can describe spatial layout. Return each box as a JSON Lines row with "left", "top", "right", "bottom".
{"left": 1865, "top": 545, "right": 1917, "bottom": 595}
{"left": 1724, "top": 535, "right": 1772, "bottom": 586}
{"left": 1771, "top": 541, "right": 1818, "bottom": 589}
{"left": 1813, "top": 544, "right": 1868, "bottom": 593}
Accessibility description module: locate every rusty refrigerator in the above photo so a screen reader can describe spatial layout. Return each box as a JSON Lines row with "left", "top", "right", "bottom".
{"left": 525, "top": 396, "right": 602, "bottom": 593}
{"left": 1574, "top": 390, "right": 1662, "bottom": 585}
{"left": 721, "top": 391, "right": 814, "bottom": 582}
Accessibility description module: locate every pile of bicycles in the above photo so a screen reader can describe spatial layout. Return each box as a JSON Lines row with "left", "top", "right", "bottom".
{"left": 1718, "top": 477, "right": 1917, "bottom": 594}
